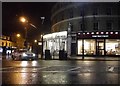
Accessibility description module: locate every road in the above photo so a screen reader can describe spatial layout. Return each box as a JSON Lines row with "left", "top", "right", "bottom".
{"left": 0, "top": 56, "right": 120, "bottom": 85}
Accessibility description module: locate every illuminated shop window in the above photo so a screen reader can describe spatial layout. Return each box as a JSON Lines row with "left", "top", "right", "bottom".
{"left": 43, "top": 31, "right": 67, "bottom": 55}
{"left": 106, "top": 39, "right": 120, "bottom": 55}
{"left": 78, "top": 40, "right": 82, "bottom": 55}
{"left": 78, "top": 39, "right": 96, "bottom": 55}
{"left": 0, "top": 47, "right": 3, "bottom": 53}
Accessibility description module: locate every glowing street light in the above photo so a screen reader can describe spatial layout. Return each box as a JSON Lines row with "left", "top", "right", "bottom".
{"left": 19, "top": 16, "right": 27, "bottom": 23}
{"left": 16, "top": 34, "right": 21, "bottom": 38}
{"left": 34, "top": 40, "right": 37, "bottom": 43}
{"left": 19, "top": 16, "right": 28, "bottom": 49}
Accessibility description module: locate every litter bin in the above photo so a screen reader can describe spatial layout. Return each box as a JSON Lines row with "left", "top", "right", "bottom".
{"left": 45, "top": 50, "right": 52, "bottom": 60}
{"left": 59, "top": 50, "right": 67, "bottom": 60}
{"left": 64, "top": 52, "right": 67, "bottom": 60}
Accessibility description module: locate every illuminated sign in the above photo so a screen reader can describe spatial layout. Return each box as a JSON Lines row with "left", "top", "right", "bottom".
{"left": 92, "top": 35, "right": 109, "bottom": 38}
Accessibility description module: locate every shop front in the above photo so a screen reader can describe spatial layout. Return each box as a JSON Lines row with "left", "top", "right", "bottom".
{"left": 77, "top": 31, "right": 120, "bottom": 56}
{"left": 43, "top": 31, "right": 67, "bottom": 56}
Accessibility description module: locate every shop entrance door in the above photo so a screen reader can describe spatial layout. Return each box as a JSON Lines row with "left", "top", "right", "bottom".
{"left": 96, "top": 39, "right": 105, "bottom": 55}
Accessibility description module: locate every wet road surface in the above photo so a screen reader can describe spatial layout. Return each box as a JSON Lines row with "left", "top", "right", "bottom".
{"left": 1, "top": 56, "right": 120, "bottom": 84}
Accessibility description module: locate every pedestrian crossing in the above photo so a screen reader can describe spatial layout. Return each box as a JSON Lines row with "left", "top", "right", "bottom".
{"left": 0, "top": 65, "right": 119, "bottom": 73}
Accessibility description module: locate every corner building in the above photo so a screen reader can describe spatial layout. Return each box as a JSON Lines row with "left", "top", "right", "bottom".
{"left": 50, "top": 2, "right": 120, "bottom": 57}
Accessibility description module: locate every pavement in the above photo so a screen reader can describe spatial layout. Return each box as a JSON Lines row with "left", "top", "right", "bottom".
{"left": 1, "top": 54, "right": 120, "bottom": 61}
{"left": 44, "top": 55, "right": 120, "bottom": 61}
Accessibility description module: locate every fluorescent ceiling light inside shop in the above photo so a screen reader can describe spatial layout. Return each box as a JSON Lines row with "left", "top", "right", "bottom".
{"left": 43, "top": 31, "right": 67, "bottom": 39}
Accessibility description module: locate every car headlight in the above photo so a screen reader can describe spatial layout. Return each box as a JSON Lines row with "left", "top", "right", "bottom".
{"left": 33, "top": 54, "right": 35, "bottom": 56}
{"left": 23, "top": 53, "right": 28, "bottom": 57}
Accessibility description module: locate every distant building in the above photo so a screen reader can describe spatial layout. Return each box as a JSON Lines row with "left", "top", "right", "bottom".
{"left": 0, "top": 34, "right": 25, "bottom": 55}
{"left": 43, "top": 2, "right": 120, "bottom": 57}
{"left": 0, "top": 35, "right": 15, "bottom": 55}
{"left": 11, "top": 33, "right": 25, "bottom": 50}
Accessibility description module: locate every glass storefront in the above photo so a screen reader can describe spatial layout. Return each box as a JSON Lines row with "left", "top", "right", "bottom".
{"left": 78, "top": 39, "right": 120, "bottom": 56}
{"left": 78, "top": 39, "right": 96, "bottom": 55}
{"left": 106, "top": 39, "right": 120, "bottom": 55}
{"left": 43, "top": 31, "right": 67, "bottom": 56}
{"left": 43, "top": 38, "right": 67, "bottom": 55}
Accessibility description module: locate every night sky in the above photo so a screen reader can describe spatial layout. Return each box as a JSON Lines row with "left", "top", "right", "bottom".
{"left": 2, "top": 2, "right": 56, "bottom": 41}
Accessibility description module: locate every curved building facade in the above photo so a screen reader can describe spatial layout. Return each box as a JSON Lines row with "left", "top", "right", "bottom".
{"left": 51, "top": 2, "right": 120, "bottom": 32}
{"left": 44, "top": 2, "right": 120, "bottom": 57}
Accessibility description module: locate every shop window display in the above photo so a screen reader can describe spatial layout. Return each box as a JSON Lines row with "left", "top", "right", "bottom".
{"left": 106, "top": 39, "right": 120, "bottom": 55}
{"left": 78, "top": 39, "right": 96, "bottom": 55}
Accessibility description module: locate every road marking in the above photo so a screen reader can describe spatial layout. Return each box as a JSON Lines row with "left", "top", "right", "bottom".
{"left": 37, "top": 66, "right": 53, "bottom": 70}
{"left": 67, "top": 67, "right": 81, "bottom": 71}
{"left": 108, "top": 66, "right": 114, "bottom": 72}
{"left": 1, "top": 70, "right": 118, "bottom": 73}
{"left": 0, "top": 66, "right": 118, "bottom": 73}
{"left": 0, "top": 67, "right": 15, "bottom": 70}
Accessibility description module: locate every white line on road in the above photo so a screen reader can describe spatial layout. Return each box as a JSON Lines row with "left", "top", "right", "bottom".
{"left": 0, "top": 67, "right": 15, "bottom": 70}
{"left": 37, "top": 66, "right": 53, "bottom": 70}
{"left": 108, "top": 66, "right": 114, "bottom": 72}
{"left": 67, "top": 67, "right": 81, "bottom": 71}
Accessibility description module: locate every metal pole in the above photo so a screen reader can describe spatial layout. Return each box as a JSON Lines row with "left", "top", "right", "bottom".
{"left": 25, "top": 27, "right": 28, "bottom": 49}
{"left": 82, "top": 39, "right": 84, "bottom": 60}
{"left": 41, "top": 35, "right": 43, "bottom": 59}
{"left": 82, "top": 8, "right": 85, "bottom": 60}
{"left": 40, "top": 17, "right": 45, "bottom": 59}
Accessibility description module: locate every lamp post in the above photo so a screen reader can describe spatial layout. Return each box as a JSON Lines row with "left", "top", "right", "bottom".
{"left": 16, "top": 33, "right": 21, "bottom": 38}
{"left": 67, "top": 22, "right": 71, "bottom": 58}
{"left": 41, "top": 34, "right": 43, "bottom": 59}
{"left": 19, "top": 16, "right": 28, "bottom": 49}
{"left": 40, "top": 17, "right": 45, "bottom": 59}
{"left": 81, "top": 8, "right": 85, "bottom": 60}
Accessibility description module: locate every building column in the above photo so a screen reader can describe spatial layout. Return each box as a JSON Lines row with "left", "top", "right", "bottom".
{"left": 67, "top": 22, "right": 71, "bottom": 58}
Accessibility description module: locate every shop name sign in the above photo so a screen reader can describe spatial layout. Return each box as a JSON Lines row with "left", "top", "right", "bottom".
{"left": 92, "top": 35, "right": 109, "bottom": 38}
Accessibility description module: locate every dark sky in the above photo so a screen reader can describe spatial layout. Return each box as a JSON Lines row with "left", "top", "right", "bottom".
{"left": 2, "top": 2, "right": 56, "bottom": 41}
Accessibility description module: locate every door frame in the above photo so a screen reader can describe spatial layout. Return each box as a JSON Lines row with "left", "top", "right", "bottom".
{"left": 96, "top": 39, "right": 105, "bottom": 56}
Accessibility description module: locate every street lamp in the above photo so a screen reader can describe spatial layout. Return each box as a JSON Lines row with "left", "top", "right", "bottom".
{"left": 41, "top": 34, "right": 44, "bottom": 59}
{"left": 34, "top": 40, "right": 37, "bottom": 43}
{"left": 19, "top": 16, "right": 29, "bottom": 49}
{"left": 16, "top": 34, "right": 21, "bottom": 38}
{"left": 19, "top": 16, "right": 27, "bottom": 23}
{"left": 40, "top": 16, "right": 45, "bottom": 59}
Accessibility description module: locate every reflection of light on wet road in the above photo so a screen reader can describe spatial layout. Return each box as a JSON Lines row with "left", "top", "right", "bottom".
{"left": 21, "top": 61, "right": 28, "bottom": 67}
{"left": 42, "top": 73, "right": 67, "bottom": 84}
{"left": 21, "top": 68, "right": 27, "bottom": 72}
{"left": 84, "top": 73, "right": 91, "bottom": 77}
{"left": 21, "top": 70, "right": 29, "bottom": 84}
{"left": 32, "top": 61, "right": 37, "bottom": 66}
{"left": 83, "top": 61, "right": 91, "bottom": 65}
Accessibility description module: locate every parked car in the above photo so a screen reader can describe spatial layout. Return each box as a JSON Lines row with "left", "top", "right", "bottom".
{"left": 12, "top": 49, "right": 37, "bottom": 60}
